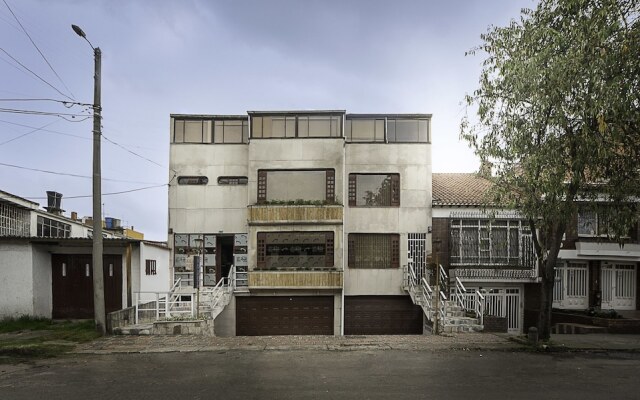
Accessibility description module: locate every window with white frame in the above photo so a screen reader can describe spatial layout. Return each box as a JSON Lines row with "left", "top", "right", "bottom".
{"left": 577, "top": 209, "right": 608, "bottom": 236}
{"left": 450, "top": 219, "right": 531, "bottom": 267}
{"left": 37, "top": 216, "right": 71, "bottom": 238}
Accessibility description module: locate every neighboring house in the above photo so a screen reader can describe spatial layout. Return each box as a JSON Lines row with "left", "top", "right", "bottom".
{"left": 554, "top": 206, "right": 640, "bottom": 312}
{"left": 0, "top": 189, "right": 170, "bottom": 319}
{"left": 431, "top": 173, "right": 538, "bottom": 333}
{"left": 168, "top": 111, "right": 431, "bottom": 335}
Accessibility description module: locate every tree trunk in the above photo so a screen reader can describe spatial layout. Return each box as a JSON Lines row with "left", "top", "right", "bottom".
{"left": 538, "top": 265, "right": 555, "bottom": 340}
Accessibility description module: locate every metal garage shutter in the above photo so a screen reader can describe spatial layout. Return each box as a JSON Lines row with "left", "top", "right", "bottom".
{"left": 236, "top": 296, "right": 334, "bottom": 336}
{"left": 345, "top": 296, "right": 423, "bottom": 335}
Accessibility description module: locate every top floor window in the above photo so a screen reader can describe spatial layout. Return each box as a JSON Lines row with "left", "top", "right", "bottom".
{"left": 251, "top": 114, "right": 342, "bottom": 139}
{"left": 345, "top": 119, "right": 385, "bottom": 142}
{"left": 172, "top": 118, "right": 248, "bottom": 144}
{"left": 577, "top": 209, "right": 609, "bottom": 236}
{"left": 450, "top": 219, "right": 532, "bottom": 267}
{"left": 387, "top": 119, "right": 429, "bottom": 143}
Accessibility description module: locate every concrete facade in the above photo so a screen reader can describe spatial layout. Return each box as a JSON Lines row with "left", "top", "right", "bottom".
{"left": 169, "top": 111, "right": 432, "bottom": 335}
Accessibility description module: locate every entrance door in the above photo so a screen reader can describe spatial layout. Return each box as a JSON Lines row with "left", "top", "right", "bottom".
{"left": 552, "top": 262, "right": 588, "bottom": 309}
{"left": 52, "top": 254, "right": 122, "bottom": 319}
{"left": 601, "top": 263, "right": 636, "bottom": 310}
{"left": 215, "top": 235, "right": 235, "bottom": 283}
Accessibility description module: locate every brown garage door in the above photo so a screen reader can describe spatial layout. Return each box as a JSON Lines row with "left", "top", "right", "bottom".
{"left": 52, "top": 254, "right": 122, "bottom": 319}
{"left": 345, "top": 296, "right": 423, "bottom": 335}
{"left": 236, "top": 296, "right": 334, "bottom": 336}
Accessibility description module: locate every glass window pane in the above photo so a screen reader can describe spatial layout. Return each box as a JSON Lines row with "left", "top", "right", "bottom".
{"left": 375, "top": 119, "right": 385, "bottom": 141}
{"left": 252, "top": 117, "right": 263, "bottom": 138}
{"left": 394, "top": 119, "right": 419, "bottom": 142}
{"left": 264, "top": 232, "right": 328, "bottom": 269}
{"left": 308, "top": 117, "right": 331, "bottom": 137}
{"left": 285, "top": 117, "right": 296, "bottom": 138}
{"left": 266, "top": 170, "right": 326, "bottom": 201}
{"left": 174, "top": 120, "right": 184, "bottom": 143}
{"left": 262, "top": 117, "right": 273, "bottom": 138}
{"left": 271, "top": 117, "right": 285, "bottom": 138}
{"left": 298, "top": 117, "right": 309, "bottom": 137}
{"left": 331, "top": 116, "right": 340, "bottom": 137}
{"left": 214, "top": 121, "right": 224, "bottom": 143}
{"left": 352, "top": 234, "right": 393, "bottom": 268}
{"left": 345, "top": 119, "right": 351, "bottom": 140}
{"left": 355, "top": 174, "right": 391, "bottom": 206}
{"left": 184, "top": 120, "right": 203, "bottom": 143}
{"left": 242, "top": 121, "right": 248, "bottom": 142}
{"left": 418, "top": 120, "right": 429, "bottom": 142}
{"left": 351, "top": 120, "right": 375, "bottom": 141}
{"left": 224, "top": 121, "right": 243, "bottom": 143}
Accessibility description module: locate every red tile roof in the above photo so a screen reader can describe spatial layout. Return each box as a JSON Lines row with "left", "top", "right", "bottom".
{"left": 432, "top": 173, "right": 494, "bottom": 206}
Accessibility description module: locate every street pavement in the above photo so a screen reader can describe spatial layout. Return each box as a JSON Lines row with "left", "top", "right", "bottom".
{"left": 2, "top": 347, "right": 640, "bottom": 399}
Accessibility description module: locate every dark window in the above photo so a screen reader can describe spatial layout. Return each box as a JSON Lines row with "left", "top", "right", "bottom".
{"left": 257, "top": 169, "right": 336, "bottom": 204}
{"left": 251, "top": 115, "right": 342, "bottom": 138}
{"left": 173, "top": 119, "right": 207, "bottom": 143}
{"left": 36, "top": 216, "right": 71, "bottom": 238}
{"left": 387, "top": 119, "right": 429, "bottom": 143}
{"left": 214, "top": 120, "right": 248, "bottom": 143}
{"left": 348, "top": 173, "right": 400, "bottom": 207}
{"left": 145, "top": 259, "right": 157, "bottom": 275}
{"left": 218, "top": 176, "right": 248, "bottom": 185}
{"left": 345, "top": 118, "right": 385, "bottom": 142}
{"left": 256, "top": 232, "right": 334, "bottom": 269}
{"left": 177, "top": 176, "right": 208, "bottom": 185}
{"left": 348, "top": 234, "right": 400, "bottom": 269}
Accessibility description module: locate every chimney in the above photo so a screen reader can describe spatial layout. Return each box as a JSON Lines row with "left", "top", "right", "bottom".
{"left": 45, "top": 191, "right": 64, "bottom": 215}
{"left": 71, "top": 211, "right": 78, "bottom": 221}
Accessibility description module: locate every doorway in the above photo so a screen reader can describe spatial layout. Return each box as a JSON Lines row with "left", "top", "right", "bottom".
{"left": 216, "top": 235, "right": 235, "bottom": 281}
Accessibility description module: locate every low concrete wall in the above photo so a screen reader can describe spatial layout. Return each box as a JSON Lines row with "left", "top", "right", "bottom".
{"left": 553, "top": 312, "right": 640, "bottom": 334}
{"left": 483, "top": 316, "right": 508, "bottom": 333}
{"left": 107, "top": 301, "right": 157, "bottom": 333}
{"left": 152, "top": 319, "right": 215, "bottom": 336}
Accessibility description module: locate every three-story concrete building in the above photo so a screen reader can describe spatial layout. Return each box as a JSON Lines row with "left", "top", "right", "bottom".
{"left": 168, "top": 110, "right": 431, "bottom": 335}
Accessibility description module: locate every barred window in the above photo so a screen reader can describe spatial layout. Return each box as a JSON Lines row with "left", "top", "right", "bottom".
{"left": 218, "top": 176, "right": 248, "bottom": 185}
{"left": 450, "top": 219, "right": 530, "bottom": 267}
{"left": 348, "top": 233, "right": 400, "bottom": 269}
{"left": 256, "top": 231, "right": 334, "bottom": 269}
{"left": 145, "top": 259, "right": 157, "bottom": 275}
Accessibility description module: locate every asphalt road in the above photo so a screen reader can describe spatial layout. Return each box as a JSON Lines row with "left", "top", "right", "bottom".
{"left": 1, "top": 350, "right": 639, "bottom": 399}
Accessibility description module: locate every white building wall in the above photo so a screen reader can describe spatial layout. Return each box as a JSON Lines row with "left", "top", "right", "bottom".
{"left": 0, "top": 243, "right": 34, "bottom": 317}
{"left": 344, "top": 143, "right": 431, "bottom": 295}
{"left": 31, "top": 246, "right": 51, "bottom": 317}
{"left": 138, "top": 243, "right": 171, "bottom": 301}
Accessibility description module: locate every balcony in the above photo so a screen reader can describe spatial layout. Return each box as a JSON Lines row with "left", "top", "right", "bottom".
{"left": 248, "top": 204, "right": 343, "bottom": 225}
{"left": 248, "top": 270, "right": 343, "bottom": 289}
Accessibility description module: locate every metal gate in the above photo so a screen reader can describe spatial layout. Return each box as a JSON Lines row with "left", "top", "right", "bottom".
{"left": 601, "top": 263, "right": 636, "bottom": 310}
{"left": 553, "top": 262, "right": 588, "bottom": 309}
{"left": 408, "top": 233, "right": 428, "bottom": 282}
{"left": 466, "top": 287, "right": 521, "bottom": 334}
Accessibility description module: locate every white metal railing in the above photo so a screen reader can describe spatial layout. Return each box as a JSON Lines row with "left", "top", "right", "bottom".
{"left": 420, "top": 277, "right": 434, "bottom": 320}
{"left": 134, "top": 290, "right": 195, "bottom": 324}
{"left": 452, "top": 277, "right": 466, "bottom": 309}
{"left": 174, "top": 271, "right": 194, "bottom": 287}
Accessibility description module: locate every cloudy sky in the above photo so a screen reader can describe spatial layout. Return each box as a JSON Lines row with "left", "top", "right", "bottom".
{"left": 0, "top": 0, "right": 533, "bottom": 240}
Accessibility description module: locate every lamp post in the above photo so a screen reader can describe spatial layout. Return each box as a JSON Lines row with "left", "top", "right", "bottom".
{"left": 72, "top": 24, "right": 104, "bottom": 334}
{"left": 194, "top": 238, "right": 204, "bottom": 318}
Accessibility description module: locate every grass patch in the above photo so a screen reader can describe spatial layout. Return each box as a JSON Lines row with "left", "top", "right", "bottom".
{"left": 0, "top": 316, "right": 101, "bottom": 363}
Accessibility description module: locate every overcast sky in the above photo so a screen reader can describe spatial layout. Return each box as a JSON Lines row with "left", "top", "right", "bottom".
{"left": 0, "top": 0, "right": 533, "bottom": 241}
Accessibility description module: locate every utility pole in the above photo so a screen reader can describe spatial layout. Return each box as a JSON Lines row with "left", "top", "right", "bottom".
{"left": 72, "top": 25, "right": 105, "bottom": 334}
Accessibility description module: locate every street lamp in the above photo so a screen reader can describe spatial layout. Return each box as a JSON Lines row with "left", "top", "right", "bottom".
{"left": 72, "top": 24, "right": 104, "bottom": 334}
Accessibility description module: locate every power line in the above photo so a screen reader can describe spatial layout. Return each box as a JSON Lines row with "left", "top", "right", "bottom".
{"left": 0, "top": 162, "right": 165, "bottom": 184}
{"left": 0, "top": 98, "right": 92, "bottom": 107}
{"left": 23, "top": 184, "right": 168, "bottom": 200}
{"left": 0, "top": 118, "right": 91, "bottom": 140}
{"left": 102, "top": 134, "right": 177, "bottom": 174}
{"left": 0, "top": 107, "right": 90, "bottom": 117}
{"left": 0, "top": 119, "right": 58, "bottom": 146}
{"left": 0, "top": 47, "right": 73, "bottom": 101}
{"left": 2, "top": 0, "right": 75, "bottom": 100}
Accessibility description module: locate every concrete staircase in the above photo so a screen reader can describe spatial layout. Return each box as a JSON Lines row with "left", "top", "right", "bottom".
{"left": 442, "top": 301, "right": 483, "bottom": 333}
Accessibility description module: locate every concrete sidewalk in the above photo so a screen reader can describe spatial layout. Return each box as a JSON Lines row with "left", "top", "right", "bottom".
{"left": 73, "top": 333, "right": 521, "bottom": 354}
{"left": 70, "top": 332, "right": 640, "bottom": 355}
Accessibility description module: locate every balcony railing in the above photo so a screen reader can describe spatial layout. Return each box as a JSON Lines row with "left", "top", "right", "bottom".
{"left": 248, "top": 270, "right": 343, "bottom": 289}
{"left": 248, "top": 204, "right": 343, "bottom": 225}
{"left": 452, "top": 267, "right": 538, "bottom": 281}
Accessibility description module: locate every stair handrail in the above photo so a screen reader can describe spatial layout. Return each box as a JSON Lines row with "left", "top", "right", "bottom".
{"left": 228, "top": 265, "right": 236, "bottom": 292}
{"left": 475, "top": 290, "right": 485, "bottom": 326}
{"left": 453, "top": 276, "right": 467, "bottom": 310}
{"left": 421, "top": 277, "right": 434, "bottom": 320}
{"left": 438, "top": 289, "right": 447, "bottom": 324}
{"left": 408, "top": 262, "right": 418, "bottom": 290}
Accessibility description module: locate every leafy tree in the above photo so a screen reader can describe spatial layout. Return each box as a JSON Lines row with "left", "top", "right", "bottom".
{"left": 462, "top": 0, "right": 640, "bottom": 339}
